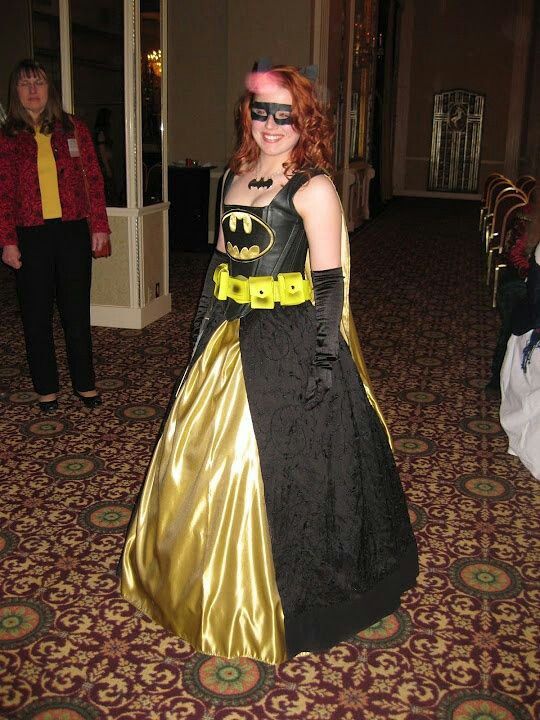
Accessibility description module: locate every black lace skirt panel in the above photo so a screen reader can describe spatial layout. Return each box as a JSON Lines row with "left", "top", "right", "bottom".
{"left": 238, "top": 304, "right": 418, "bottom": 652}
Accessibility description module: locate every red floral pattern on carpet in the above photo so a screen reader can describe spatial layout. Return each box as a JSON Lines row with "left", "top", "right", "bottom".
{"left": 0, "top": 199, "right": 537, "bottom": 719}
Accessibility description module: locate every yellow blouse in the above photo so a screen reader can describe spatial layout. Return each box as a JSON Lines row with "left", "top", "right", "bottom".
{"left": 36, "top": 131, "right": 62, "bottom": 219}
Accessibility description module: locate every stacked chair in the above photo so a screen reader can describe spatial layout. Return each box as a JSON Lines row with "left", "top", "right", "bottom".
{"left": 479, "top": 173, "right": 536, "bottom": 307}
{"left": 516, "top": 175, "right": 536, "bottom": 194}
{"left": 479, "top": 173, "right": 505, "bottom": 238}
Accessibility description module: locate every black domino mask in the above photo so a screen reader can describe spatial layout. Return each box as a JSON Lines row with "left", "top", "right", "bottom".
{"left": 250, "top": 101, "right": 293, "bottom": 126}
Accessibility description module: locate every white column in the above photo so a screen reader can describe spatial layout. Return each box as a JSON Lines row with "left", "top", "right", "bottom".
{"left": 161, "top": 0, "right": 169, "bottom": 297}
{"left": 311, "top": 0, "right": 330, "bottom": 102}
{"left": 58, "top": 0, "right": 73, "bottom": 112}
{"left": 90, "top": 0, "right": 171, "bottom": 329}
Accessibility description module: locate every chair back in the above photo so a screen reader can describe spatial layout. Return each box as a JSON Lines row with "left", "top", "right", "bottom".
{"left": 492, "top": 192, "right": 527, "bottom": 248}
{"left": 501, "top": 202, "right": 529, "bottom": 253}
{"left": 486, "top": 179, "right": 513, "bottom": 212}
{"left": 481, "top": 173, "right": 505, "bottom": 203}
{"left": 516, "top": 174, "right": 535, "bottom": 189}
{"left": 521, "top": 178, "right": 536, "bottom": 196}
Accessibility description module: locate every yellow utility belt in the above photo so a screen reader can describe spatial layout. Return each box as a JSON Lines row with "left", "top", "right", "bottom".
{"left": 213, "top": 263, "right": 313, "bottom": 309}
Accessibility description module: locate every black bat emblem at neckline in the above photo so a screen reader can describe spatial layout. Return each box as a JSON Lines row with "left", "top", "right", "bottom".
{"left": 248, "top": 177, "right": 274, "bottom": 190}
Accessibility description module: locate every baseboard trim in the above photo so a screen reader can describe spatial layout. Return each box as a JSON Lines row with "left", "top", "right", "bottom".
{"left": 394, "top": 190, "right": 481, "bottom": 201}
{"left": 91, "top": 293, "right": 172, "bottom": 329}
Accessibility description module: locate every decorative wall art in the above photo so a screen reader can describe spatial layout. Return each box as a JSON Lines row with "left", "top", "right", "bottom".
{"left": 429, "top": 89, "right": 484, "bottom": 192}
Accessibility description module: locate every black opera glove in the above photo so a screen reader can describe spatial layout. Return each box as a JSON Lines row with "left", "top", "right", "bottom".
{"left": 191, "top": 249, "right": 228, "bottom": 345}
{"left": 305, "top": 267, "right": 344, "bottom": 410}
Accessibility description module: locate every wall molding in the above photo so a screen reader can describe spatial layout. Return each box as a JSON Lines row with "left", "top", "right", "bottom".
{"left": 394, "top": 189, "right": 481, "bottom": 201}
{"left": 106, "top": 202, "right": 170, "bottom": 218}
{"left": 405, "top": 157, "right": 505, "bottom": 165}
{"left": 91, "top": 293, "right": 172, "bottom": 329}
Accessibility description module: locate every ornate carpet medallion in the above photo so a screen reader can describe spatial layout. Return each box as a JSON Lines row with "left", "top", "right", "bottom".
{"left": 184, "top": 655, "right": 274, "bottom": 707}
{"left": 80, "top": 502, "right": 133, "bottom": 534}
{"left": 0, "top": 599, "right": 53, "bottom": 649}
{"left": 449, "top": 558, "right": 522, "bottom": 600}
{"left": 0, "top": 199, "right": 536, "bottom": 718}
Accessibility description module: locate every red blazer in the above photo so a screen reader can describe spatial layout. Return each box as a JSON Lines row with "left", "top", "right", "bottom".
{"left": 0, "top": 116, "right": 110, "bottom": 247}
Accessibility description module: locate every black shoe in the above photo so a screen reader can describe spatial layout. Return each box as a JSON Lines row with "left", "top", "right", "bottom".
{"left": 39, "top": 399, "right": 59, "bottom": 414}
{"left": 74, "top": 391, "right": 103, "bottom": 409}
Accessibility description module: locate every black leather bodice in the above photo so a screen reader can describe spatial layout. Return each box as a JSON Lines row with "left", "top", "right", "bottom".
{"left": 220, "top": 170, "right": 322, "bottom": 319}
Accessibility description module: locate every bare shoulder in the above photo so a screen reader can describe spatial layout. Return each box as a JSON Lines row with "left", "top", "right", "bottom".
{"left": 293, "top": 173, "right": 341, "bottom": 218}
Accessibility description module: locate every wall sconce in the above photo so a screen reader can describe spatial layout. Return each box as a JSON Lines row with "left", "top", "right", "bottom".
{"left": 147, "top": 49, "right": 162, "bottom": 77}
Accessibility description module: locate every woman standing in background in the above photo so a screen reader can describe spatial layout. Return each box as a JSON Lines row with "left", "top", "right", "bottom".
{"left": 0, "top": 59, "right": 110, "bottom": 413}
{"left": 500, "top": 202, "right": 540, "bottom": 479}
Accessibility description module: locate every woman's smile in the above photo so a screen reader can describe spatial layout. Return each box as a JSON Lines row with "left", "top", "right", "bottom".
{"left": 262, "top": 131, "right": 285, "bottom": 143}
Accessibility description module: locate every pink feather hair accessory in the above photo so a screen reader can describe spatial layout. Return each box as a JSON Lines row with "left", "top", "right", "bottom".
{"left": 245, "top": 71, "right": 282, "bottom": 95}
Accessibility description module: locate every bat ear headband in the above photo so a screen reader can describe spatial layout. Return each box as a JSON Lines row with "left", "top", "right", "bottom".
{"left": 244, "top": 58, "right": 319, "bottom": 94}
{"left": 299, "top": 64, "right": 318, "bottom": 82}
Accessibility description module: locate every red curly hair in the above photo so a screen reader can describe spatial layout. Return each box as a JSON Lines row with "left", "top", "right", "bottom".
{"left": 229, "top": 65, "right": 334, "bottom": 177}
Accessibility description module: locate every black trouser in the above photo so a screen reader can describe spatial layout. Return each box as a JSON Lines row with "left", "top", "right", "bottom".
{"left": 15, "top": 219, "right": 95, "bottom": 396}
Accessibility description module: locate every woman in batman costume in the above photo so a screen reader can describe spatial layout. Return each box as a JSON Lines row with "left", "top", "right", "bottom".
{"left": 120, "top": 64, "right": 418, "bottom": 664}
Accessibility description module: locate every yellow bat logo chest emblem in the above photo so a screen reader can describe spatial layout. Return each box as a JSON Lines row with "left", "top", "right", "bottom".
{"left": 222, "top": 210, "right": 275, "bottom": 261}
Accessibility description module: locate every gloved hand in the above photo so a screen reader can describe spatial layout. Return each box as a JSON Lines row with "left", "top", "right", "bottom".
{"left": 191, "top": 249, "right": 228, "bottom": 345}
{"left": 305, "top": 267, "right": 344, "bottom": 410}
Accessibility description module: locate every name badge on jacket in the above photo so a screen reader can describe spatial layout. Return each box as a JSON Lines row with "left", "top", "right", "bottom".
{"left": 68, "top": 138, "right": 80, "bottom": 157}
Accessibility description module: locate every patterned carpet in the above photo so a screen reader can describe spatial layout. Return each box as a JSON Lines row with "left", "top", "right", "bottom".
{"left": 0, "top": 198, "right": 537, "bottom": 720}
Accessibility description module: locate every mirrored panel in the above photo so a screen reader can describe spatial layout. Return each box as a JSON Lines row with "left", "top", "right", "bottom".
{"left": 72, "top": 0, "right": 126, "bottom": 206}
{"left": 141, "top": 0, "right": 163, "bottom": 205}
{"left": 0, "top": 3, "right": 32, "bottom": 113}
{"left": 31, "top": 0, "right": 61, "bottom": 88}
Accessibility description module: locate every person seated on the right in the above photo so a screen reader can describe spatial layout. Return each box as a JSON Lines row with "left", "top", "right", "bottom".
{"left": 486, "top": 197, "right": 537, "bottom": 392}
{"left": 499, "top": 202, "right": 540, "bottom": 480}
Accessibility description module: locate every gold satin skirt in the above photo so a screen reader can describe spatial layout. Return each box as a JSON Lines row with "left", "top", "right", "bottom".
{"left": 120, "top": 320, "right": 287, "bottom": 664}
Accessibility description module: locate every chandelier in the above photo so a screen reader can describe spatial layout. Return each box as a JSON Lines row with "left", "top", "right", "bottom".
{"left": 147, "top": 49, "right": 162, "bottom": 77}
